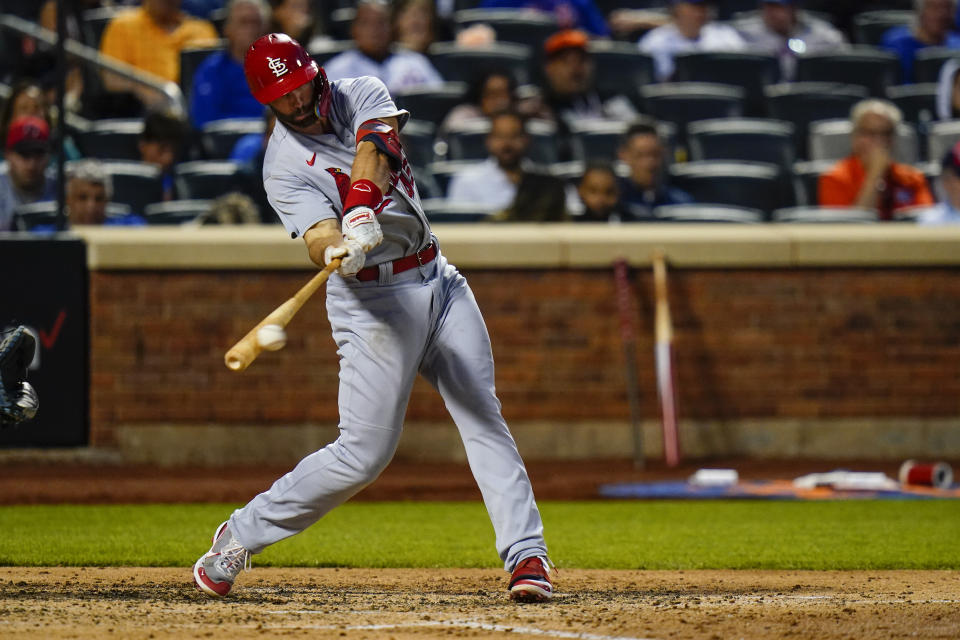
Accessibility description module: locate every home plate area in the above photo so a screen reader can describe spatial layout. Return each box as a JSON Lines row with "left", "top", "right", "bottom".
{"left": 1, "top": 568, "right": 958, "bottom": 639}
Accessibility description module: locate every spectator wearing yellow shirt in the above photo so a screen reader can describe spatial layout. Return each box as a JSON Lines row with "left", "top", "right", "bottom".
{"left": 100, "top": 0, "right": 218, "bottom": 106}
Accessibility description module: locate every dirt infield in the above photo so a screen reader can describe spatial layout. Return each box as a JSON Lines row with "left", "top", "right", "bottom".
{"left": 1, "top": 567, "right": 958, "bottom": 639}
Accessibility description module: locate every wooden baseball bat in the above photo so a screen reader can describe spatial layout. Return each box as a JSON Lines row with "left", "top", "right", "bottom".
{"left": 652, "top": 250, "right": 681, "bottom": 467}
{"left": 224, "top": 258, "right": 341, "bottom": 372}
{"left": 613, "top": 258, "right": 645, "bottom": 469}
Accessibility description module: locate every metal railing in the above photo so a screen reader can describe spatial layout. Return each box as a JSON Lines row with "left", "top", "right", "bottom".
{"left": 0, "top": 13, "right": 186, "bottom": 116}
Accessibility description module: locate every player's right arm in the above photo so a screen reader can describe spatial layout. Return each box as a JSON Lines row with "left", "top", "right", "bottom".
{"left": 303, "top": 219, "right": 366, "bottom": 276}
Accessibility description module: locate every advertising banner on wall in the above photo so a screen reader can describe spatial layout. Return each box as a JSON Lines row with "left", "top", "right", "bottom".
{"left": 0, "top": 236, "right": 88, "bottom": 447}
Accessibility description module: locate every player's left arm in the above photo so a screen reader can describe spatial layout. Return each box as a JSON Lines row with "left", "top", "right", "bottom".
{"left": 338, "top": 115, "right": 402, "bottom": 256}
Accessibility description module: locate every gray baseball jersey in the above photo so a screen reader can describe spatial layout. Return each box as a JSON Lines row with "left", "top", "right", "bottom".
{"left": 228, "top": 76, "right": 548, "bottom": 572}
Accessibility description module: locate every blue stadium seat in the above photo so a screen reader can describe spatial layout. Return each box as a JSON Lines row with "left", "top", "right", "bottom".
{"left": 913, "top": 47, "right": 960, "bottom": 84}
{"left": 687, "top": 118, "right": 795, "bottom": 169}
{"left": 77, "top": 118, "right": 143, "bottom": 161}
{"left": 173, "top": 161, "right": 242, "bottom": 200}
{"left": 201, "top": 118, "right": 265, "bottom": 160}
{"left": 668, "top": 160, "right": 792, "bottom": 217}
{"left": 394, "top": 82, "right": 469, "bottom": 124}
{"left": 771, "top": 206, "right": 878, "bottom": 223}
{"left": 100, "top": 160, "right": 165, "bottom": 214}
{"left": 144, "top": 199, "right": 213, "bottom": 224}
{"left": 428, "top": 42, "right": 533, "bottom": 86}
{"left": 672, "top": 52, "right": 780, "bottom": 116}
{"left": 764, "top": 82, "right": 868, "bottom": 159}
{"left": 795, "top": 46, "right": 900, "bottom": 97}
{"left": 453, "top": 9, "right": 558, "bottom": 49}
{"left": 641, "top": 83, "right": 745, "bottom": 147}
{"left": 652, "top": 204, "right": 765, "bottom": 223}
{"left": 851, "top": 10, "right": 913, "bottom": 45}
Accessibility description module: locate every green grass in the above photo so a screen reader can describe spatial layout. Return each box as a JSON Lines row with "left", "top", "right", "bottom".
{"left": 1, "top": 501, "right": 958, "bottom": 569}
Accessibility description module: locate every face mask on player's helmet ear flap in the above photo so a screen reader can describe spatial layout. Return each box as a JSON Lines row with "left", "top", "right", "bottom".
{"left": 244, "top": 32, "right": 331, "bottom": 118}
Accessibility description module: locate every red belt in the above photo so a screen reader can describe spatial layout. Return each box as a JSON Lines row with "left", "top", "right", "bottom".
{"left": 355, "top": 242, "right": 437, "bottom": 281}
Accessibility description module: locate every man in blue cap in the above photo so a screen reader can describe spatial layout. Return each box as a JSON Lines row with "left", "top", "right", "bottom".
{"left": 734, "top": 0, "right": 846, "bottom": 80}
{"left": 638, "top": 0, "right": 746, "bottom": 81}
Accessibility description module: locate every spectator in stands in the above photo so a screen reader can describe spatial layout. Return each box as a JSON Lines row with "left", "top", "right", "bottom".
{"left": 323, "top": 0, "right": 444, "bottom": 94}
{"left": 735, "top": 0, "right": 847, "bottom": 80}
{"left": 99, "top": 0, "right": 219, "bottom": 105}
{"left": 882, "top": 0, "right": 960, "bottom": 84}
{"left": 915, "top": 140, "right": 960, "bottom": 224}
{"left": 65, "top": 160, "right": 146, "bottom": 226}
{"left": 527, "top": 29, "right": 637, "bottom": 160}
{"left": 572, "top": 161, "right": 630, "bottom": 223}
{"left": 190, "top": 0, "right": 269, "bottom": 128}
{"left": 818, "top": 99, "right": 933, "bottom": 220}
{"left": 478, "top": 0, "right": 611, "bottom": 37}
{"left": 0, "top": 116, "right": 56, "bottom": 231}
{"left": 618, "top": 120, "right": 692, "bottom": 220}
{"left": 447, "top": 109, "right": 567, "bottom": 221}
{"left": 0, "top": 81, "right": 48, "bottom": 149}
{"left": 138, "top": 109, "right": 190, "bottom": 201}
{"left": 268, "top": 0, "right": 321, "bottom": 48}
{"left": 393, "top": 0, "right": 439, "bottom": 54}
{"left": 440, "top": 69, "right": 516, "bottom": 134}
{"left": 936, "top": 58, "right": 960, "bottom": 119}
{"left": 639, "top": 0, "right": 746, "bottom": 81}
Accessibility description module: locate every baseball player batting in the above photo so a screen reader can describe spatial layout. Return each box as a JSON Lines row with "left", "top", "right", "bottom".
{"left": 193, "top": 34, "right": 554, "bottom": 603}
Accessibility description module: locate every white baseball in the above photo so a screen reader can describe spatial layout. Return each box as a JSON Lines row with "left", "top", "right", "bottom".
{"left": 256, "top": 324, "right": 287, "bottom": 351}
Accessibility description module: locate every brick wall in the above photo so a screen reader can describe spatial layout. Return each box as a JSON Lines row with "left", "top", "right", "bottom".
{"left": 88, "top": 267, "right": 960, "bottom": 448}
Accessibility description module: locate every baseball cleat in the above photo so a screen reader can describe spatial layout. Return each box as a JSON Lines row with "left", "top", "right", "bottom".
{"left": 509, "top": 556, "right": 554, "bottom": 602}
{"left": 193, "top": 521, "right": 251, "bottom": 597}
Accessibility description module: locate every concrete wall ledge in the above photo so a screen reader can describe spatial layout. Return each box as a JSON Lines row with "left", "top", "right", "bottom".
{"left": 63, "top": 223, "right": 960, "bottom": 270}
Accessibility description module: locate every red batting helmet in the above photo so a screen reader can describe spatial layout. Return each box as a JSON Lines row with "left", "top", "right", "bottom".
{"left": 244, "top": 33, "right": 321, "bottom": 105}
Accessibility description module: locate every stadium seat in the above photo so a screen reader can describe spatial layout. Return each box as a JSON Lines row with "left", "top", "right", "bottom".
{"left": 12, "top": 202, "right": 61, "bottom": 231}
{"left": 808, "top": 119, "right": 919, "bottom": 164}
{"left": 587, "top": 41, "right": 655, "bottom": 107}
{"left": 309, "top": 40, "right": 354, "bottom": 66}
{"left": 687, "top": 118, "right": 795, "bottom": 169}
{"left": 173, "top": 161, "right": 242, "bottom": 200}
{"left": 443, "top": 118, "right": 559, "bottom": 164}
{"left": 771, "top": 206, "right": 878, "bottom": 223}
{"left": 652, "top": 204, "right": 765, "bottom": 223}
{"left": 180, "top": 45, "right": 225, "bottom": 105}
{"left": 851, "top": 10, "right": 913, "bottom": 45}
{"left": 926, "top": 120, "right": 960, "bottom": 161}
{"left": 453, "top": 9, "right": 558, "bottom": 49}
{"left": 421, "top": 198, "right": 492, "bottom": 222}
{"left": 672, "top": 52, "right": 780, "bottom": 116}
{"left": 400, "top": 119, "right": 438, "bottom": 169}
{"left": 765, "top": 82, "right": 868, "bottom": 159}
{"left": 99, "top": 160, "right": 165, "bottom": 214}
{"left": 12, "top": 201, "right": 133, "bottom": 230}
{"left": 913, "top": 47, "right": 960, "bottom": 84}
{"left": 795, "top": 47, "right": 900, "bottom": 97}
{"left": 569, "top": 120, "right": 629, "bottom": 163}
{"left": 667, "top": 160, "right": 791, "bottom": 216}
{"left": 201, "top": 118, "right": 265, "bottom": 160}
{"left": 640, "top": 83, "right": 745, "bottom": 146}
{"left": 427, "top": 160, "right": 484, "bottom": 196}
{"left": 886, "top": 84, "right": 938, "bottom": 127}
{"left": 77, "top": 118, "right": 144, "bottom": 160}
{"left": 428, "top": 42, "right": 533, "bottom": 85}
{"left": 791, "top": 159, "right": 836, "bottom": 206}
{"left": 144, "top": 199, "right": 213, "bottom": 224}
{"left": 394, "top": 82, "right": 468, "bottom": 124}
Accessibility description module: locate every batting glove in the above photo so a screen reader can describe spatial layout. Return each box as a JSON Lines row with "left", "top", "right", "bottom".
{"left": 342, "top": 206, "right": 383, "bottom": 253}
{"left": 324, "top": 240, "right": 365, "bottom": 277}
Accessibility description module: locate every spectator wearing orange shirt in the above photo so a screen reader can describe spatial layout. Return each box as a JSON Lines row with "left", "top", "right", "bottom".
{"left": 818, "top": 99, "right": 933, "bottom": 221}
{"left": 100, "top": 0, "right": 218, "bottom": 106}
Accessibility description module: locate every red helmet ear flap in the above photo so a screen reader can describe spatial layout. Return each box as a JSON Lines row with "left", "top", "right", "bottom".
{"left": 244, "top": 33, "right": 318, "bottom": 105}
